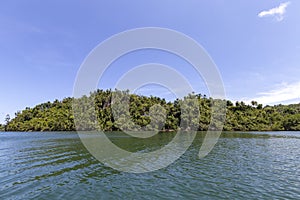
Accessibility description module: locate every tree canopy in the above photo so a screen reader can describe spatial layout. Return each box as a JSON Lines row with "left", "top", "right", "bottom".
{"left": 3, "top": 89, "right": 300, "bottom": 132}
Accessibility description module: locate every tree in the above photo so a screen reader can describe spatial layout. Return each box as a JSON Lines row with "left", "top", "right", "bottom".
{"left": 5, "top": 114, "right": 10, "bottom": 124}
{"left": 4, "top": 114, "right": 10, "bottom": 131}
{"left": 251, "top": 101, "right": 258, "bottom": 107}
{"left": 257, "top": 104, "right": 263, "bottom": 109}
{"left": 4, "top": 89, "right": 300, "bottom": 132}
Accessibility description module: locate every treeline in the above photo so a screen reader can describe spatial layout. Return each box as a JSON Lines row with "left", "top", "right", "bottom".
{"left": 3, "top": 89, "right": 300, "bottom": 132}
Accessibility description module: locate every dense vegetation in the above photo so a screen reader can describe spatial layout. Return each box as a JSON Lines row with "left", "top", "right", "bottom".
{"left": 0, "top": 124, "right": 4, "bottom": 131}
{"left": 2, "top": 89, "right": 300, "bottom": 132}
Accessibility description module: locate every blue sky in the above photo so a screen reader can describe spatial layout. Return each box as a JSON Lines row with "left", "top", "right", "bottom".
{"left": 0, "top": 0, "right": 300, "bottom": 122}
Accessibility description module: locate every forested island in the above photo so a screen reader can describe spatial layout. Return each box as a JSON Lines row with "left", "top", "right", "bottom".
{"left": 1, "top": 89, "right": 300, "bottom": 132}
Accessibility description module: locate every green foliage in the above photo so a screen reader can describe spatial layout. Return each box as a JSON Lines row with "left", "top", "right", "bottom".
{"left": 0, "top": 124, "right": 4, "bottom": 131}
{"left": 5, "top": 89, "right": 300, "bottom": 132}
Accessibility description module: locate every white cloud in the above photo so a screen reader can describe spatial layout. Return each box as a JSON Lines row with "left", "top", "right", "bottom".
{"left": 247, "top": 81, "right": 300, "bottom": 105}
{"left": 258, "top": 2, "right": 290, "bottom": 21}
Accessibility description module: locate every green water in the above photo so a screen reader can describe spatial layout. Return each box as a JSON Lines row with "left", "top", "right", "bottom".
{"left": 0, "top": 131, "right": 299, "bottom": 199}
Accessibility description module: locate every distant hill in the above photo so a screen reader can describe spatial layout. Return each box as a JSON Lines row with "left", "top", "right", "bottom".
{"left": 3, "top": 89, "right": 300, "bottom": 132}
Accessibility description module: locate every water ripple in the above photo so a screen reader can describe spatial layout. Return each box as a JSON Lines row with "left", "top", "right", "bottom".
{"left": 0, "top": 131, "right": 300, "bottom": 199}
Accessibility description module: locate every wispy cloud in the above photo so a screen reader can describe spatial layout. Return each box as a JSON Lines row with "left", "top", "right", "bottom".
{"left": 258, "top": 2, "right": 290, "bottom": 21}
{"left": 247, "top": 81, "right": 300, "bottom": 105}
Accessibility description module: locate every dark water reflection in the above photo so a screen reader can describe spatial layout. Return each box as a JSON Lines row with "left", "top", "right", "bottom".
{"left": 0, "top": 131, "right": 299, "bottom": 199}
